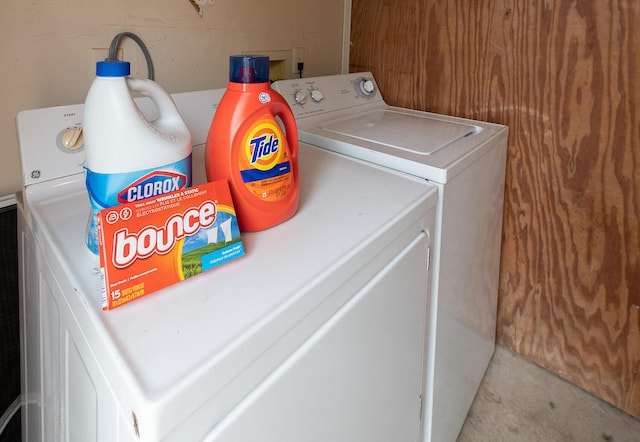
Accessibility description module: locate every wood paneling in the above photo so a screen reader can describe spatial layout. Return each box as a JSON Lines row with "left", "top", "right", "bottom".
{"left": 351, "top": 0, "right": 640, "bottom": 417}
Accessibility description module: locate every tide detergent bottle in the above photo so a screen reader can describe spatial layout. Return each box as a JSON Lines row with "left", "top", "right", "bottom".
{"left": 206, "top": 55, "right": 299, "bottom": 231}
{"left": 83, "top": 60, "right": 192, "bottom": 255}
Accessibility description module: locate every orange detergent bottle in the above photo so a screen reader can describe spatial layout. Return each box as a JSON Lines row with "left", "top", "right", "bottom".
{"left": 205, "top": 55, "right": 299, "bottom": 232}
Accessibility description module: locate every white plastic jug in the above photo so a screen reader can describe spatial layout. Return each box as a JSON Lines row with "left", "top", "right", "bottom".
{"left": 83, "top": 60, "right": 192, "bottom": 255}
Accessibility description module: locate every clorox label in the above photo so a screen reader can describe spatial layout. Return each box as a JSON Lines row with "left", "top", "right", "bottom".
{"left": 239, "top": 115, "right": 292, "bottom": 202}
{"left": 85, "top": 155, "right": 192, "bottom": 255}
{"left": 117, "top": 171, "right": 188, "bottom": 203}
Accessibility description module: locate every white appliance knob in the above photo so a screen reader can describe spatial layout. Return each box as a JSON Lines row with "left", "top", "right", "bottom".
{"left": 294, "top": 90, "right": 307, "bottom": 105}
{"left": 60, "top": 127, "right": 84, "bottom": 150}
{"left": 310, "top": 89, "right": 324, "bottom": 102}
{"left": 359, "top": 79, "right": 376, "bottom": 95}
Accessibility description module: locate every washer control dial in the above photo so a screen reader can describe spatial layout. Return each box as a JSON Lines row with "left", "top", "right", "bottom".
{"left": 294, "top": 89, "right": 307, "bottom": 105}
{"left": 59, "top": 127, "right": 84, "bottom": 152}
{"left": 310, "top": 88, "right": 324, "bottom": 102}
{"left": 359, "top": 78, "right": 376, "bottom": 96}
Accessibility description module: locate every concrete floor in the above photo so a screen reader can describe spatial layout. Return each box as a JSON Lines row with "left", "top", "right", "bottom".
{"left": 457, "top": 345, "right": 640, "bottom": 442}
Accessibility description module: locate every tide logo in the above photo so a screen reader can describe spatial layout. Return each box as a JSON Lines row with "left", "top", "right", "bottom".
{"left": 118, "top": 171, "right": 188, "bottom": 204}
{"left": 244, "top": 121, "right": 284, "bottom": 171}
{"left": 250, "top": 133, "right": 279, "bottom": 164}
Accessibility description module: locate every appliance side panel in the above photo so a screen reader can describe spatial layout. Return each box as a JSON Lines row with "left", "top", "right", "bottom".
{"left": 20, "top": 204, "right": 132, "bottom": 442}
{"left": 431, "top": 133, "right": 508, "bottom": 441}
{"left": 39, "top": 273, "right": 62, "bottom": 441}
{"left": 18, "top": 208, "right": 42, "bottom": 442}
{"left": 18, "top": 206, "right": 64, "bottom": 442}
{"left": 52, "top": 272, "right": 131, "bottom": 442}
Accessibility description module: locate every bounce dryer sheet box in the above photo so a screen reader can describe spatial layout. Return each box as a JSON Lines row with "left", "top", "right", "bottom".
{"left": 97, "top": 180, "right": 245, "bottom": 310}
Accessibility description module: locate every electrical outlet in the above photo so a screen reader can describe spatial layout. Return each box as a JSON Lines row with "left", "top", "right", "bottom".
{"left": 292, "top": 47, "right": 304, "bottom": 74}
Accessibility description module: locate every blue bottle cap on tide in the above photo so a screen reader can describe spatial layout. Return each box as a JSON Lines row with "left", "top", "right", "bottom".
{"left": 229, "top": 55, "right": 269, "bottom": 83}
{"left": 96, "top": 60, "right": 131, "bottom": 77}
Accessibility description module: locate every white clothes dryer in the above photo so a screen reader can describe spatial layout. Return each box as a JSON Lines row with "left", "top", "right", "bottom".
{"left": 17, "top": 89, "right": 438, "bottom": 441}
{"left": 274, "top": 73, "right": 509, "bottom": 442}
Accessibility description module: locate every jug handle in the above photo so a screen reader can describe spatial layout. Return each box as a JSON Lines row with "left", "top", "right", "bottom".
{"left": 126, "top": 77, "right": 183, "bottom": 126}
{"left": 270, "top": 97, "right": 299, "bottom": 168}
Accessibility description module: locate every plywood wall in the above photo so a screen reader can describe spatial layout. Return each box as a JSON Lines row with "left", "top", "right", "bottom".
{"left": 350, "top": 0, "right": 640, "bottom": 418}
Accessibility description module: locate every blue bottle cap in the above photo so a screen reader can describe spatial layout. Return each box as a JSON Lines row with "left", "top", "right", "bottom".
{"left": 229, "top": 55, "right": 269, "bottom": 83}
{"left": 96, "top": 60, "right": 131, "bottom": 77}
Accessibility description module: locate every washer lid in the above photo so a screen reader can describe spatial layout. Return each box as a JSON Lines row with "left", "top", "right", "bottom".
{"left": 321, "top": 109, "right": 478, "bottom": 155}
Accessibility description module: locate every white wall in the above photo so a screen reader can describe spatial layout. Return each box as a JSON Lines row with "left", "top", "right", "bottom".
{"left": 0, "top": 0, "right": 347, "bottom": 196}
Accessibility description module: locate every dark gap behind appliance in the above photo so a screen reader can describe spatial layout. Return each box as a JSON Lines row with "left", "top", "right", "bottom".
{"left": 0, "top": 203, "right": 20, "bottom": 441}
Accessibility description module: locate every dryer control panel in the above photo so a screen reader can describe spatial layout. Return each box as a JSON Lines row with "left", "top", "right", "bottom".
{"left": 272, "top": 72, "right": 384, "bottom": 119}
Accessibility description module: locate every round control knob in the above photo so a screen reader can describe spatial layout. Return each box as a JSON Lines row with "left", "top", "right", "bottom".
{"left": 310, "top": 89, "right": 324, "bottom": 102}
{"left": 359, "top": 79, "right": 376, "bottom": 96}
{"left": 60, "top": 127, "right": 84, "bottom": 151}
{"left": 294, "top": 90, "right": 307, "bottom": 105}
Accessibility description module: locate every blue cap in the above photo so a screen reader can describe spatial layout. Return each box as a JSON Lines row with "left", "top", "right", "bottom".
{"left": 96, "top": 60, "right": 131, "bottom": 77}
{"left": 229, "top": 55, "right": 269, "bottom": 83}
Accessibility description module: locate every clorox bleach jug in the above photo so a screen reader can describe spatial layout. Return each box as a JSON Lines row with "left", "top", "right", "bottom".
{"left": 205, "top": 55, "right": 299, "bottom": 232}
{"left": 83, "top": 60, "right": 192, "bottom": 255}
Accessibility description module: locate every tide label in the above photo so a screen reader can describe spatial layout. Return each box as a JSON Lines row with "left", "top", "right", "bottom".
{"left": 238, "top": 114, "right": 293, "bottom": 202}
{"left": 97, "top": 179, "right": 245, "bottom": 310}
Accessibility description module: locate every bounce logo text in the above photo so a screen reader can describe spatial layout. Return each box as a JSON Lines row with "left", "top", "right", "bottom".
{"left": 112, "top": 201, "right": 216, "bottom": 268}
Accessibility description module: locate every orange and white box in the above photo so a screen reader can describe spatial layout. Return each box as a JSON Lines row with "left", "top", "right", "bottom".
{"left": 98, "top": 180, "right": 245, "bottom": 310}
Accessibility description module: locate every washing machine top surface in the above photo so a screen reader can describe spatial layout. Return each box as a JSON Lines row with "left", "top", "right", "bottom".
{"left": 272, "top": 72, "right": 508, "bottom": 183}
{"left": 22, "top": 143, "right": 437, "bottom": 394}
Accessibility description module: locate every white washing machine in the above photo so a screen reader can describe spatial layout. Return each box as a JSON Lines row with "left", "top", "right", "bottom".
{"left": 17, "top": 88, "right": 438, "bottom": 441}
{"left": 273, "top": 73, "right": 509, "bottom": 442}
